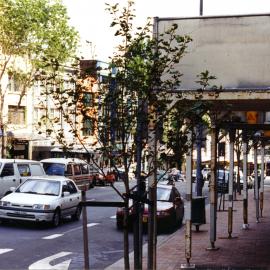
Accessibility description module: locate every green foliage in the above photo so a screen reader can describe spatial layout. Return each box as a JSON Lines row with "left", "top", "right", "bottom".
{"left": 100, "top": 1, "right": 196, "bottom": 174}
{"left": 196, "top": 70, "right": 217, "bottom": 89}
{"left": 0, "top": 0, "right": 79, "bottom": 112}
{"left": 38, "top": 1, "right": 217, "bottom": 179}
{"left": 0, "top": 0, "right": 78, "bottom": 65}
{"left": 0, "top": 0, "right": 79, "bottom": 136}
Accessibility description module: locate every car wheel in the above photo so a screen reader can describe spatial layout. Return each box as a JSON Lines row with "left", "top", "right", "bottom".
{"left": 52, "top": 209, "right": 61, "bottom": 227}
{"left": 89, "top": 182, "right": 94, "bottom": 189}
{"left": 72, "top": 205, "right": 82, "bottom": 221}
{"left": 116, "top": 217, "right": 123, "bottom": 230}
{"left": 0, "top": 218, "right": 9, "bottom": 225}
{"left": 4, "top": 191, "right": 12, "bottom": 196}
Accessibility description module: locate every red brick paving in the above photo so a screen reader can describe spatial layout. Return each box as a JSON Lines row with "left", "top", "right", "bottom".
{"left": 107, "top": 187, "right": 270, "bottom": 269}
{"left": 152, "top": 187, "right": 270, "bottom": 269}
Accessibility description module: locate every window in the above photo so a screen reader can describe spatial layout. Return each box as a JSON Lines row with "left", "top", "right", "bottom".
{"left": 17, "top": 164, "right": 31, "bottom": 176}
{"left": 1, "top": 163, "right": 14, "bottom": 177}
{"left": 31, "top": 164, "right": 44, "bottom": 176}
{"left": 73, "top": 164, "right": 81, "bottom": 175}
{"left": 43, "top": 163, "right": 65, "bottom": 176}
{"left": 8, "top": 106, "right": 25, "bottom": 125}
{"left": 62, "top": 181, "right": 77, "bottom": 194}
{"left": 8, "top": 74, "right": 23, "bottom": 93}
{"left": 67, "top": 181, "right": 77, "bottom": 194}
{"left": 66, "top": 164, "right": 73, "bottom": 176}
{"left": 81, "top": 164, "right": 89, "bottom": 174}
{"left": 17, "top": 180, "right": 60, "bottom": 196}
{"left": 82, "top": 117, "right": 94, "bottom": 136}
{"left": 83, "top": 93, "right": 94, "bottom": 107}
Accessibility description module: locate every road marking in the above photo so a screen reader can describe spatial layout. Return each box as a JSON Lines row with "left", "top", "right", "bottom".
{"left": 28, "top": 251, "right": 72, "bottom": 270}
{"left": 102, "top": 250, "right": 123, "bottom": 254}
{"left": 87, "top": 223, "right": 99, "bottom": 227}
{"left": 0, "top": 249, "right": 13, "bottom": 255}
{"left": 110, "top": 215, "right": 116, "bottom": 219}
{"left": 42, "top": 234, "right": 64, "bottom": 240}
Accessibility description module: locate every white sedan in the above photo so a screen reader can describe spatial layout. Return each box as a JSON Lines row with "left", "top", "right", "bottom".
{"left": 0, "top": 176, "right": 82, "bottom": 227}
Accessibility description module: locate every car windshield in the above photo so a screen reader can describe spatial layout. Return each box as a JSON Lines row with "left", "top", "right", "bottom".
{"left": 16, "top": 180, "right": 60, "bottom": 196}
{"left": 156, "top": 187, "right": 171, "bottom": 201}
{"left": 42, "top": 163, "right": 65, "bottom": 176}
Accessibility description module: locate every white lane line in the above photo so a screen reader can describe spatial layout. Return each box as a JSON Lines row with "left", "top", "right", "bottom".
{"left": 110, "top": 215, "right": 116, "bottom": 219}
{"left": 59, "top": 222, "right": 100, "bottom": 235}
{"left": 0, "top": 249, "right": 13, "bottom": 255}
{"left": 42, "top": 234, "right": 64, "bottom": 240}
{"left": 28, "top": 251, "right": 72, "bottom": 270}
{"left": 87, "top": 223, "right": 99, "bottom": 227}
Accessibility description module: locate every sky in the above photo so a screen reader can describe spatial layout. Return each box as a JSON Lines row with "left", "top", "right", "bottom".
{"left": 63, "top": 0, "right": 270, "bottom": 61}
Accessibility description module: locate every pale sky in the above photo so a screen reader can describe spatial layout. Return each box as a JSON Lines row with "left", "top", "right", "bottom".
{"left": 63, "top": 0, "right": 270, "bottom": 61}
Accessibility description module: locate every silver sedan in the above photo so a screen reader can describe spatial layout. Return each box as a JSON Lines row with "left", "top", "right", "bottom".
{"left": 0, "top": 176, "right": 82, "bottom": 227}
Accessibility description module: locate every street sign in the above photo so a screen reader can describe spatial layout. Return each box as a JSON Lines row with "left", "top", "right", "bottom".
{"left": 246, "top": 111, "right": 258, "bottom": 124}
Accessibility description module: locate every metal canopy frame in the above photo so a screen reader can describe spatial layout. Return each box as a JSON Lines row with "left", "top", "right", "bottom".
{"left": 172, "top": 87, "right": 270, "bottom": 263}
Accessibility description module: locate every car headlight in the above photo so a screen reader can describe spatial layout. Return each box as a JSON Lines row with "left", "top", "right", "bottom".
{"left": 0, "top": 201, "right": 11, "bottom": 207}
{"left": 33, "top": 204, "right": 50, "bottom": 210}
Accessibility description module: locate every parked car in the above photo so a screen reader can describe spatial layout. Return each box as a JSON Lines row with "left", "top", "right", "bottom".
{"left": 0, "top": 159, "right": 46, "bottom": 198}
{"left": 0, "top": 176, "right": 82, "bottom": 227}
{"left": 40, "top": 158, "right": 94, "bottom": 190}
{"left": 91, "top": 166, "right": 116, "bottom": 186}
{"left": 116, "top": 184, "right": 184, "bottom": 232}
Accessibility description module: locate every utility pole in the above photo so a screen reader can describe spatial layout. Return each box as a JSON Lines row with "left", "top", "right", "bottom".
{"left": 196, "top": 0, "right": 203, "bottom": 196}
{"left": 1, "top": 124, "right": 4, "bottom": 158}
{"left": 200, "top": 0, "right": 203, "bottom": 16}
{"left": 196, "top": 124, "right": 203, "bottom": 196}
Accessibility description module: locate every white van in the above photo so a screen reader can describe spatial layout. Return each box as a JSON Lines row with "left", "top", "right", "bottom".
{"left": 40, "top": 158, "right": 94, "bottom": 190}
{"left": 0, "top": 159, "right": 46, "bottom": 197}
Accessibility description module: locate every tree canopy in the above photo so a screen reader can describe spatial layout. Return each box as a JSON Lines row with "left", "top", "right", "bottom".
{"left": 0, "top": 0, "right": 78, "bottom": 67}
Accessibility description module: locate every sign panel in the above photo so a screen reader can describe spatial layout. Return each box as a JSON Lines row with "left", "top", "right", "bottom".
{"left": 157, "top": 14, "right": 270, "bottom": 90}
{"left": 246, "top": 111, "right": 258, "bottom": 124}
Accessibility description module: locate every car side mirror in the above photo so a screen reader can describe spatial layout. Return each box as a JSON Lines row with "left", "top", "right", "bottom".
{"left": 9, "top": 187, "right": 16, "bottom": 193}
{"left": 62, "top": 191, "right": 70, "bottom": 197}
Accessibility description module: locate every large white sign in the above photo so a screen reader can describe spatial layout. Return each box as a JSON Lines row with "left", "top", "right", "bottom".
{"left": 157, "top": 14, "right": 270, "bottom": 90}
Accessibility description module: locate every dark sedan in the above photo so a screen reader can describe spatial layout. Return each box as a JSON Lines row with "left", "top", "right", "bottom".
{"left": 116, "top": 184, "right": 184, "bottom": 232}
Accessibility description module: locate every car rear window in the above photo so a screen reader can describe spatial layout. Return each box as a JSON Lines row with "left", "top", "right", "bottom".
{"left": 43, "top": 163, "right": 65, "bottom": 176}
{"left": 157, "top": 187, "right": 171, "bottom": 201}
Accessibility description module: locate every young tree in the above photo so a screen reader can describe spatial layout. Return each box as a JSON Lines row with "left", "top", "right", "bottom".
{"left": 39, "top": 1, "right": 217, "bottom": 268}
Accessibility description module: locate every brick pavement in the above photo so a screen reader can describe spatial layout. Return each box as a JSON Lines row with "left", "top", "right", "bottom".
{"left": 107, "top": 186, "right": 270, "bottom": 270}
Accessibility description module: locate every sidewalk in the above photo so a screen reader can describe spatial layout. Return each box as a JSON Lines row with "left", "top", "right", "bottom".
{"left": 108, "top": 186, "right": 270, "bottom": 269}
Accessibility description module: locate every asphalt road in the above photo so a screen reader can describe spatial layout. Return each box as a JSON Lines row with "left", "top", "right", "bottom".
{"left": 0, "top": 180, "right": 189, "bottom": 270}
